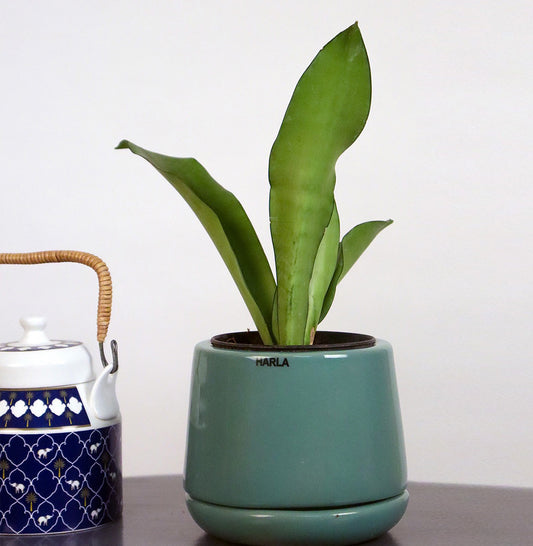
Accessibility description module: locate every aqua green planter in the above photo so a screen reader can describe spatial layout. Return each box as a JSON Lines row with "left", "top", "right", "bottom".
{"left": 184, "top": 332, "right": 408, "bottom": 546}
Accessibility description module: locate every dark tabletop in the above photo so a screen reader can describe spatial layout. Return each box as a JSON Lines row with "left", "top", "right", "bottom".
{"left": 2, "top": 476, "right": 532, "bottom": 545}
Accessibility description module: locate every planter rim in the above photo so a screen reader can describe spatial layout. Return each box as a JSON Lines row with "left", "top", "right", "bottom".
{"left": 210, "top": 331, "right": 376, "bottom": 352}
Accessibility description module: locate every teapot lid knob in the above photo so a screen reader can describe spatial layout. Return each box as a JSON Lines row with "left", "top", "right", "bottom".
{"left": 17, "top": 316, "right": 51, "bottom": 346}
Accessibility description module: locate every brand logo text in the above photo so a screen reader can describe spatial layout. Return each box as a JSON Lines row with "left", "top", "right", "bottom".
{"left": 255, "top": 357, "right": 290, "bottom": 367}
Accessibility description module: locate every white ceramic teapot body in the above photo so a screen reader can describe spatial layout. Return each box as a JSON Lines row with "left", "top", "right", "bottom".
{"left": 0, "top": 317, "right": 120, "bottom": 425}
{"left": 0, "top": 251, "right": 122, "bottom": 536}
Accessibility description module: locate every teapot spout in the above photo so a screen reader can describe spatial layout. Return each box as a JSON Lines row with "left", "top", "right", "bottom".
{"left": 91, "top": 340, "right": 120, "bottom": 420}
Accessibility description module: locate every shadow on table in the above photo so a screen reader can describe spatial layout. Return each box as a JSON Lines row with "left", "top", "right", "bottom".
{"left": 194, "top": 531, "right": 400, "bottom": 546}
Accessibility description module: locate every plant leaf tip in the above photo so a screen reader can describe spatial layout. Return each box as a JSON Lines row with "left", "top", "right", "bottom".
{"left": 115, "top": 139, "right": 131, "bottom": 150}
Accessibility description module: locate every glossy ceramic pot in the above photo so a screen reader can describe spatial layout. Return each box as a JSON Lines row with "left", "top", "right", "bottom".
{"left": 184, "top": 331, "right": 408, "bottom": 546}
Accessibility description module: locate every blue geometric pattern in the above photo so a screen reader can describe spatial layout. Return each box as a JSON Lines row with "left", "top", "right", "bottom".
{"left": 0, "top": 424, "right": 122, "bottom": 534}
{"left": 0, "top": 387, "right": 90, "bottom": 429}
{"left": 0, "top": 341, "right": 82, "bottom": 352}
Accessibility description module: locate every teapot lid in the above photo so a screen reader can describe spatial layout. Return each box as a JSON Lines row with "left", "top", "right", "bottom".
{"left": 0, "top": 317, "right": 94, "bottom": 389}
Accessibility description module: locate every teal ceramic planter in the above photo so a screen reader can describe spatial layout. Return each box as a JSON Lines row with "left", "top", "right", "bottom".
{"left": 184, "top": 332, "right": 408, "bottom": 545}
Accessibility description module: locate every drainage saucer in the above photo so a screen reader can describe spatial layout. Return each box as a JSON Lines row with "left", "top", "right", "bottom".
{"left": 186, "top": 490, "right": 408, "bottom": 546}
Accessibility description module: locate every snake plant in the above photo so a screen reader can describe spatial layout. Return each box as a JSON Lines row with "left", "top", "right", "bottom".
{"left": 117, "top": 22, "right": 392, "bottom": 346}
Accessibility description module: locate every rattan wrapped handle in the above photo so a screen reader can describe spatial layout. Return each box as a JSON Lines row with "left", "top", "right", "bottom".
{"left": 0, "top": 250, "right": 112, "bottom": 343}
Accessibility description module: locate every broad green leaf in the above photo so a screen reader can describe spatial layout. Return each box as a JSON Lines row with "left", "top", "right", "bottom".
{"left": 338, "top": 219, "right": 393, "bottom": 282}
{"left": 271, "top": 287, "right": 279, "bottom": 343}
{"left": 269, "top": 22, "right": 371, "bottom": 344}
{"left": 319, "top": 246, "right": 344, "bottom": 324}
{"left": 304, "top": 202, "right": 340, "bottom": 344}
{"left": 116, "top": 140, "right": 276, "bottom": 344}
{"left": 319, "top": 219, "right": 393, "bottom": 322}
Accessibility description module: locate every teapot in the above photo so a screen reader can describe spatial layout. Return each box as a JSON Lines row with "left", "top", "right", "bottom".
{"left": 0, "top": 251, "right": 122, "bottom": 535}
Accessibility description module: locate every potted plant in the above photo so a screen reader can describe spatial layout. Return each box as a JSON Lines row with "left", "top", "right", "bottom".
{"left": 118, "top": 22, "right": 408, "bottom": 546}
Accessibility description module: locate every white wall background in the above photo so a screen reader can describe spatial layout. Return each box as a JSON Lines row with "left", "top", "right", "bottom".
{"left": 0, "top": 1, "right": 531, "bottom": 488}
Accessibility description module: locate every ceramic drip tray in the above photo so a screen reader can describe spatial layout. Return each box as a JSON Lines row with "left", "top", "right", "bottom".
{"left": 186, "top": 490, "right": 409, "bottom": 546}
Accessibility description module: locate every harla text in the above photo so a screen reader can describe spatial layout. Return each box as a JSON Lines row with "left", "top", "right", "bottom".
{"left": 255, "top": 357, "right": 290, "bottom": 367}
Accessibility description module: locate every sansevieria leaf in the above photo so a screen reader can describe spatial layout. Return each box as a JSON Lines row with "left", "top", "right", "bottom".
{"left": 304, "top": 202, "right": 340, "bottom": 344}
{"left": 116, "top": 140, "right": 277, "bottom": 344}
{"left": 269, "top": 22, "right": 371, "bottom": 344}
{"left": 118, "top": 24, "right": 392, "bottom": 346}
{"left": 319, "top": 219, "right": 393, "bottom": 322}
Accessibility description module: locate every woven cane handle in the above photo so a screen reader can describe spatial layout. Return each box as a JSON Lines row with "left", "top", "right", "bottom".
{"left": 0, "top": 251, "right": 112, "bottom": 343}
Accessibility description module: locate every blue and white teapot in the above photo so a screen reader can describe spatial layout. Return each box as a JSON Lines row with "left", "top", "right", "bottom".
{"left": 0, "top": 251, "right": 122, "bottom": 535}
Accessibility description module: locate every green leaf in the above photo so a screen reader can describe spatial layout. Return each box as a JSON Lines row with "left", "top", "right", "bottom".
{"left": 116, "top": 140, "right": 276, "bottom": 344}
{"left": 304, "top": 202, "right": 340, "bottom": 344}
{"left": 319, "top": 219, "right": 393, "bottom": 322}
{"left": 338, "top": 219, "right": 393, "bottom": 282}
{"left": 269, "top": 22, "right": 371, "bottom": 344}
{"left": 318, "top": 245, "right": 344, "bottom": 323}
